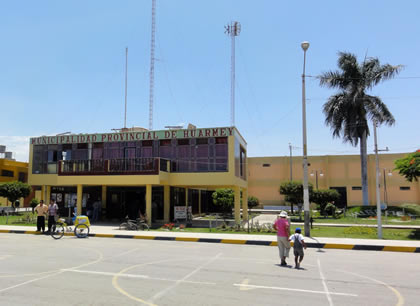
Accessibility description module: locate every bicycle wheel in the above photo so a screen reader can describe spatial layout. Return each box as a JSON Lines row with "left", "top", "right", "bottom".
{"left": 74, "top": 224, "right": 90, "bottom": 238}
{"left": 51, "top": 224, "right": 65, "bottom": 239}
{"left": 139, "top": 223, "right": 149, "bottom": 231}
{"left": 119, "top": 222, "right": 129, "bottom": 230}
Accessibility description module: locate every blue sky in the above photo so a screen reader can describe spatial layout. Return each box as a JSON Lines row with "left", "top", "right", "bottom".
{"left": 1, "top": 0, "right": 419, "bottom": 161}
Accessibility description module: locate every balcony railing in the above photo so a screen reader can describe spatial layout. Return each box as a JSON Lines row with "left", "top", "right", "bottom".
{"left": 58, "top": 158, "right": 162, "bottom": 176}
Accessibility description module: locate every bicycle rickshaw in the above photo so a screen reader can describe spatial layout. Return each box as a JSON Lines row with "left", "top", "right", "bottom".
{"left": 51, "top": 214, "right": 90, "bottom": 239}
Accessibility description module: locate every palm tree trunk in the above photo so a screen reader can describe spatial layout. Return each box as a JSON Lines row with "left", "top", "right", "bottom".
{"left": 360, "top": 131, "right": 369, "bottom": 206}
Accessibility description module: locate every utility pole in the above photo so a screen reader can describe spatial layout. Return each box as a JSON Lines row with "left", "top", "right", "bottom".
{"left": 289, "top": 143, "right": 293, "bottom": 181}
{"left": 373, "top": 120, "right": 389, "bottom": 239}
{"left": 225, "top": 21, "right": 241, "bottom": 127}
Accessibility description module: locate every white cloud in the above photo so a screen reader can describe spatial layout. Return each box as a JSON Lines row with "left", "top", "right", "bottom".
{"left": 0, "top": 136, "right": 31, "bottom": 162}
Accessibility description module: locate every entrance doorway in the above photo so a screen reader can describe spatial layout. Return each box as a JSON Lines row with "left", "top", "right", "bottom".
{"left": 107, "top": 187, "right": 145, "bottom": 221}
{"left": 330, "top": 187, "right": 347, "bottom": 208}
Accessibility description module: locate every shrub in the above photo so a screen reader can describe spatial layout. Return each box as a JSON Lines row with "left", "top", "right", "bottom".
{"left": 247, "top": 196, "right": 259, "bottom": 209}
{"left": 343, "top": 226, "right": 376, "bottom": 235}
{"left": 311, "top": 189, "right": 340, "bottom": 215}
{"left": 399, "top": 204, "right": 420, "bottom": 216}
{"left": 324, "top": 202, "right": 337, "bottom": 217}
{"left": 212, "top": 189, "right": 234, "bottom": 218}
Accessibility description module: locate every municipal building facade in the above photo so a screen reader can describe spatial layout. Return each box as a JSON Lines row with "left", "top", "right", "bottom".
{"left": 28, "top": 127, "right": 248, "bottom": 225}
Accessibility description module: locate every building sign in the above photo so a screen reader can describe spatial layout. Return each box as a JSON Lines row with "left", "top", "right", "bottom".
{"left": 174, "top": 206, "right": 192, "bottom": 219}
{"left": 174, "top": 206, "right": 187, "bottom": 219}
{"left": 30, "top": 127, "right": 235, "bottom": 145}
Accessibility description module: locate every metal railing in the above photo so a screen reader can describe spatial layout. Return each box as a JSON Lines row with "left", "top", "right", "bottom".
{"left": 58, "top": 158, "right": 160, "bottom": 175}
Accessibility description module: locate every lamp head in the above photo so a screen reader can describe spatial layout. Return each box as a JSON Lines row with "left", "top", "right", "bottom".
{"left": 301, "top": 41, "right": 310, "bottom": 51}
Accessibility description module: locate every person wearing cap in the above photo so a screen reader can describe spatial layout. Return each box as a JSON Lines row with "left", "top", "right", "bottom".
{"left": 289, "top": 227, "right": 307, "bottom": 269}
{"left": 34, "top": 200, "right": 48, "bottom": 233}
{"left": 273, "top": 210, "right": 291, "bottom": 266}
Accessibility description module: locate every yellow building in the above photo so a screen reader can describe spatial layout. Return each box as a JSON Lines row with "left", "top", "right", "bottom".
{"left": 28, "top": 127, "right": 248, "bottom": 225}
{"left": 0, "top": 158, "right": 29, "bottom": 206}
{"left": 248, "top": 153, "right": 420, "bottom": 207}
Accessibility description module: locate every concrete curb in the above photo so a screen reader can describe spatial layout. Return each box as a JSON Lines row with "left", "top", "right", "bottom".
{"left": 1, "top": 229, "right": 419, "bottom": 253}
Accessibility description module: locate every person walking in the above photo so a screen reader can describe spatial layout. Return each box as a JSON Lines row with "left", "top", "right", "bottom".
{"left": 34, "top": 200, "right": 48, "bottom": 233}
{"left": 92, "top": 198, "right": 101, "bottom": 223}
{"left": 273, "top": 211, "right": 291, "bottom": 266}
{"left": 289, "top": 227, "right": 307, "bottom": 269}
{"left": 47, "top": 200, "right": 59, "bottom": 233}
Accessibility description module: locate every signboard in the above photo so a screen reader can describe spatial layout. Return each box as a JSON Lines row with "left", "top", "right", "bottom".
{"left": 174, "top": 206, "right": 192, "bottom": 219}
{"left": 30, "top": 127, "right": 236, "bottom": 145}
{"left": 174, "top": 206, "right": 187, "bottom": 219}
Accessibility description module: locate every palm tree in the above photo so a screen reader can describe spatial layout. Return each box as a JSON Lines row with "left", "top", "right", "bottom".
{"left": 319, "top": 52, "right": 402, "bottom": 206}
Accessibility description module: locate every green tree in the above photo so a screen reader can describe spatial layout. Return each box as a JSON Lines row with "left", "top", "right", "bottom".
{"left": 279, "top": 181, "right": 313, "bottom": 214}
{"left": 311, "top": 189, "right": 340, "bottom": 216}
{"left": 247, "top": 196, "right": 260, "bottom": 209}
{"left": 319, "top": 52, "right": 402, "bottom": 206}
{"left": 30, "top": 198, "right": 40, "bottom": 213}
{"left": 394, "top": 150, "right": 420, "bottom": 182}
{"left": 212, "top": 189, "right": 234, "bottom": 217}
{"left": 0, "top": 181, "right": 32, "bottom": 208}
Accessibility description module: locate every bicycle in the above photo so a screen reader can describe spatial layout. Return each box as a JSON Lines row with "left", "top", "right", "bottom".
{"left": 51, "top": 215, "right": 91, "bottom": 239}
{"left": 119, "top": 216, "right": 149, "bottom": 231}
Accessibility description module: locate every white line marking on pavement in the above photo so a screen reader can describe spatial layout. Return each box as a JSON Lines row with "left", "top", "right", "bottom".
{"left": 239, "top": 278, "right": 253, "bottom": 291}
{"left": 62, "top": 269, "right": 149, "bottom": 279}
{"left": 337, "top": 269, "right": 404, "bottom": 306}
{"left": 63, "top": 269, "right": 216, "bottom": 285}
{"left": 0, "top": 272, "right": 62, "bottom": 294}
{"left": 318, "top": 258, "right": 334, "bottom": 306}
{"left": 149, "top": 252, "right": 222, "bottom": 302}
{"left": 233, "top": 284, "right": 358, "bottom": 297}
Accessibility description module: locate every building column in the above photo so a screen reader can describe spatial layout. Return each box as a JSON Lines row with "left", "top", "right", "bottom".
{"left": 41, "top": 185, "right": 46, "bottom": 202}
{"left": 185, "top": 188, "right": 189, "bottom": 206}
{"left": 146, "top": 184, "right": 152, "bottom": 226}
{"left": 46, "top": 186, "right": 51, "bottom": 203}
{"left": 164, "top": 185, "right": 170, "bottom": 222}
{"left": 234, "top": 186, "right": 241, "bottom": 224}
{"left": 101, "top": 185, "right": 107, "bottom": 208}
{"left": 198, "top": 190, "right": 202, "bottom": 215}
{"left": 77, "top": 184, "right": 83, "bottom": 215}
{"left": 242, "top": 188, "right": 248, "bottom": 220}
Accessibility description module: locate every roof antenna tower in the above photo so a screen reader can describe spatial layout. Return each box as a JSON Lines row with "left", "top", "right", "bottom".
{"left": 225, "top": 21, "right": 241, "bottom": 127}
{"left": 148, "top": 0, "right": 157, "bottom": 130}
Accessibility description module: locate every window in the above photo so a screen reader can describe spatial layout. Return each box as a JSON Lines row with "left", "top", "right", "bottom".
{"left": 215, "top": 137, "right": 227, "bottom": 144}
{"left": 262, "top": 164, "right": 271, "bottom": 167}
{"left": 177, "top": 139, "right": 189, "bottom": 146}
{"left": 18, "top": 172, "right": 26, "bottom": 182}
{"left": 196, "top": 138, "right": 208, "bottom": 145}
{"left": 160, "top": 139, "right": 171, "bottom": 146}
{"left": 352, "top": 186, "right": 362, "bottom": 190}
{"left": 400, "top": 186, "right": 411, "bottom": 191}
{"left": 142, "top": 140, "right": 153, "bottom": 147}
{"left": 1, "top": 170, "right": 14, "bottom": 177}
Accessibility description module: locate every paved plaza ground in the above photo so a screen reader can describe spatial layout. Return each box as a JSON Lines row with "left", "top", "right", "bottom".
{"left": 0, "top": 233, "right": 419, "bottom": 305}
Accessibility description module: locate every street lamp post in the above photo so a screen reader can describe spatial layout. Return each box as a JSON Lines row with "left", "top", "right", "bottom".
{"left": 301, "top": 41, "right": 310, "bottom": 237}
{"left": 310, "top": 170, "right": 324, "bottom": 189}
{"left": 381, "top": 168, "right": 392, "bottom": 205}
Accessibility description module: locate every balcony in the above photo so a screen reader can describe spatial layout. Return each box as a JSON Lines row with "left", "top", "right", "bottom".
{"left": 58, "top": 158, "right": 169, "bottom": 176}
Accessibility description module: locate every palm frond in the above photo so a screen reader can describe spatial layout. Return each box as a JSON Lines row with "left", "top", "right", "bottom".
{"left": 318, "top": 71, "right": 346, "bottom": 89}
{"left": 364, "top": 95, "right": 396, "bottom": 125}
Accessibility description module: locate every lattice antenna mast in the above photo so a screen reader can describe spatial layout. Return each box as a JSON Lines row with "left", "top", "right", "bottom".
{"left": 148, "top": 0, "right": 157, "bottom": 130}
{"left": 124, "top": 47, "right": 128, "bottom": 128}
{"left": 225, "top": 21, "right": 241, "bottom": 127}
